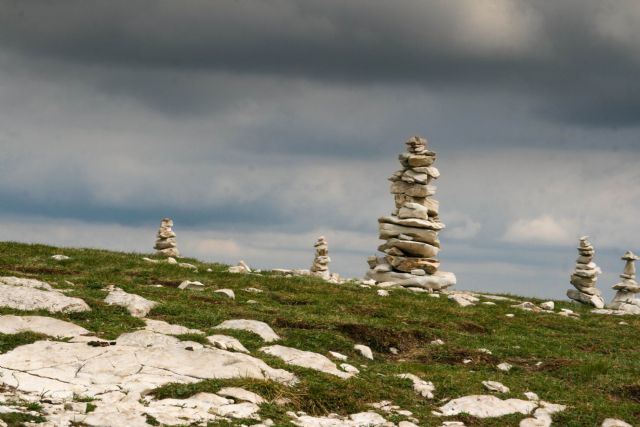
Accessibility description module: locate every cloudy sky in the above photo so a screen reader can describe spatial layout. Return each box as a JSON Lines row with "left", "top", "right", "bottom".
{"left": 1, "top": 0, "right": 639, "bottom": 299}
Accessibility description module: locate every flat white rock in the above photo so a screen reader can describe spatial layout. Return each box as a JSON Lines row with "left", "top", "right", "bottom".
{"left": 482, "top": 380, "right": 510, "bottom": 393}
{"left": 354, "top": 344, "right": 374, "bottom": 360}
{"left": 215, "top": 289, "right": 236, "bottom": 299}
{"left": 0, "top": 332, "right": 297, "bottom": 401}
{"left": 51, "top": 254, "right": 70, "bottom": 261}
{"left": 207, "top": 334, "right": 250, "bottom": 353}
{"left": 260, "top": 345, "right": 355, "bottom": 379}
{"left": 497, "top": 362, "right": 513, "bottom": 372}
{"left": 329, "top": 351, "right": 348, "bottom": 361}
{"left": 396, "top": 373, "right": 435, "bottom": 398}
{"left": 214, "top": 319, "right": 280, "bottom": 342}
{"left": 0, "top": 315, "right": 89, "bottom": 338}
{"left": 217, "top": 387, "right": 265, "bottom": 404}
{"left": 289, "top": 411, "right": 390, "bottom": 426}
{"left": 143, "top": 319, "right": 203, "bottom": 335}
{"left": 0, "top": 277, "right": 90, "bottom": 313}
{"left": 602, "top": 419, "right": 634, "bottom": 427}
{"left": 104, "top": 287, "right": 157, "bottom": 317}
{"left": 436, "top": 395, "right": 536, "bottom": 418}
{"left": 448, "top": 293, "right": 479, "bottom": 307}
{"left": 178, "top": 280, "right": 205, "bottom": 290}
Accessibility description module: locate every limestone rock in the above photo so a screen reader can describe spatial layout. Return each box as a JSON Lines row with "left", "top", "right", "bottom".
{"left": 214, "top": 319, "right": 280, "bottom": 342}
{"left": 329, "top": 351, "right": 348, "bottom": 361}
{"left": 51, "top": 254, "right": 70, "bottom": 261}
{"left": 178, "top": 280, "right": 205, "bottom": 290}
{"left": 229, "top": 260, "right": 252, "bottom": 274}
{"left": 396, "top": 373, "right": 435, "bottom": 399}
{"left": 215, "top": 289, "right": 236, "bottom": 299}
{"left": 601, "top": 419, "right": 634, "bottom": 427}
{"left": 217, "top": 387, "right": 265, "bottom": 404}
{"left": 207, "top": 335, "right": 250, "bottom": 353}
{"left": 154, "top": 218, "right": 180, "bottom": 257}
{"left": 435, "top": 395, "right": 537, "bottom": 418}
{"left": 449, "top": 293, "right": 479, "bottom": 307}
{"left": 144, "top": 319, "right": 203, "bottom": 335}
{"left": 260, "top": 345, "right": 355, "bottom": 379}
{"left": 482, "top": 380, "right": 510, "bottom": 393}
{"left": 0, "top": 315, "right": 89, "bottom": 338}
{"left": 104, "top": 286, "right": 157, "bottom": 317}
{"left": 0, "top": 276, "right": 90, "bottom": 313}
{"left": 354, "top": 344, "right": 374, "bottom": 360}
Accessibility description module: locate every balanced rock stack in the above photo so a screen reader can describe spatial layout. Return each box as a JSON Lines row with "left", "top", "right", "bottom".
{"left": 154, "top": 218, "right": 180, "bottom": 258}
{"left": 365, "top": 136, "right": 456, "bottom": 290}
{"left": 566, "top": 236, "right": 605, "bottom": 308}
{"left": 310, "top": 236, "right": 331, "bottom": 280}
{"left": 608, "top": 251, "right": 640, "bottom": 314}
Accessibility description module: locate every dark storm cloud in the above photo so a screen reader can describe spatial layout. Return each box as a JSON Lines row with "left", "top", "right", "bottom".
{"left": 1, "top": 0, "right": 639, "bottom": 127}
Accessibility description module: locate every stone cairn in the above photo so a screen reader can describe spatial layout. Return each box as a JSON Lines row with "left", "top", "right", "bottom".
{"left": 365, "top": 136, "right": 456, "bottom": 290}
{"left": 154, "top": 218, "right": 180, "bottom": 258}
{"left": 608, "top": 251, "right": 640, "bottom": 314}
{"left": 566, "top": 236, "right": 605, "bottom": 308}
{"left": 310, "top": 236, "right": 331, "bottom": 280}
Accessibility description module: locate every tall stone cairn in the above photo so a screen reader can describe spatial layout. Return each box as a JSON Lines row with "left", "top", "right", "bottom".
{"left": 154, "top": 218, "right": 180, "bottom": 258}
{"left": 365, "top": 136, "right": 456, "bottom": 290}
{"left": 566, "top": 236, "right": 605, "bottom": 308}
{"left": 310, "top": 236, "right": 331, "bottom": 280}
{"left": 608, "top": 251, "right": 640, "bottom": 314}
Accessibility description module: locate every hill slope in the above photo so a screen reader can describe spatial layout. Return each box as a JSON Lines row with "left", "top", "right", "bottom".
{"left": 0, "top": 241, "right": 638, "bottom": 426}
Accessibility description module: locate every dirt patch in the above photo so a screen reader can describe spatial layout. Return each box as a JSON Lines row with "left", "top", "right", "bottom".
{"left": 272, "top": 295, "right": 312, "bottom": 306}
{"left": 187, "top": 295, "right": 224, "bottom": 305}
{"left": 150, "top": 279, "right": 183, "bottom": 288}
{"left": 273, "top": 318, "right": 324, "bottom": 330}
{"left": 458, "top": 321, "right": 490, "bottom": 334}
{"left": 335, "top": 323, "right": 432, "bottom": 353}
{"left": 417, "top": 347, "right": 499, "bottom": 365}
{"left": 614, "top": 384, "right": 640, "bottom": 403}
{"left": 3, "top": 265, "right": 75, "bottom": 275}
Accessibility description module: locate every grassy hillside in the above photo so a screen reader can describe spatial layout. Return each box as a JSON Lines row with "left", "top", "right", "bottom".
{"left": 0, "top": 241, "right": 638, "bottom": 426}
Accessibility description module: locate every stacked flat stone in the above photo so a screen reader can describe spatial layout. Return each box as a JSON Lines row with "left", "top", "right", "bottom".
{"left": 608, "top": 251, "right": 640, "bottom": 314}
{"left": 365, "top": 136, "right": 456, "bottom": 290}
{"left": 566, "top": 236, "right": 605, "bottom": 308}
{"left": 310, "top": 236, "right": 331, "bottom": 280}
{"left": 154, "top": 218, "right": 180, "bottom": 258}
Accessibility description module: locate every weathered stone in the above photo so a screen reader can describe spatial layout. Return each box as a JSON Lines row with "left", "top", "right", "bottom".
{"left": 396, "top": 373, "right": 435, "bottom": 398}
{"left": 567, "top": 237, "right": 604, "bottom": 308}
{"left": 385, "top": 238, "right": 440, "bottom": 258}
{"left": 207, "top": 335, "right": 250, "bottom": 353}
{"left": 378, "top": 222, "right": 439, "bottom": 245}
{"left": 0, "top": 315, "right": 89, "bottom": 338}
{"left": 435, "top": 395, "right": 536, "bottom": 418}
{"left": 0, "top": 277, "right": 90, "bottom": 313}
{"left": 104, "top": 287, "right": 157, "bottom": 317}
{"left": 482, "top": 381, "right": 510, "bottom": 393}
{"left": 214, "top": 319, "right": 280, "bottom": 342}
{"left": 261, "top": 345, "right": 355, "bottom": 379}
{"left": 353, "top": 344, "right": 373, "bottom": 360}
{"left": 567, "top": 289, "right": 605, "bottom": 309}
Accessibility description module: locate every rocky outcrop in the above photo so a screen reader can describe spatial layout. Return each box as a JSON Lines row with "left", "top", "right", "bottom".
{"left": 154, "top": 218, "right": 180, "bottom": 257}
{"left": 104, "top": 286, "right": 158, "bottom": 317}
{"left": 607, "top": 251, "right": 640, "bottom": 314}
{"left": 365, "top": 136, "right": 456, "bottom": 290}
{"left": 0, "top": 277, "right": 90, "bottom": 313}
{"left": 567, "top": 236, "right": 605, "bottom": 308}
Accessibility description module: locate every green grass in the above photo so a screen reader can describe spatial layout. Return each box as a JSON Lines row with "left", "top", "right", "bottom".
{"left": 0, "top": 241, "right": 639, "bottom": 426}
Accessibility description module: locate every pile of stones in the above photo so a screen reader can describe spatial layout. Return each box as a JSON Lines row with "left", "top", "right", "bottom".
{"left": 310, "top": 236, "right": 330, "bottom": 280}
{"left": 154, "top": 218, "right": 180, "bottom": 258}
{"left": 608, "top": 251, "right": 640, "bottom": 314}
{"left": 365, "top": 136, "right": 456, "bottom": 290}
{"left": 566, "top": 236, "right": 605, "bottom": 308}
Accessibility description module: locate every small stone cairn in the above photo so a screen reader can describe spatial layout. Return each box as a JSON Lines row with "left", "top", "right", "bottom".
{"left": 154, "top": 218, "right": 180, "bottom": 258}
{"left": 310, "top": 236, "right": 331, "bottom": 280}
{"left": 608, "top": 251, "right": 640, "bottom": 314}
{"left": 567, "top": 236, "right": 605, "bottom": 308}
{"left": 365, "top": 136, "right": 456, "bottom": 290}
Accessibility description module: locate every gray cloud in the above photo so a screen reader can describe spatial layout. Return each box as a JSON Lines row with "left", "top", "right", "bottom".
{"left": 1, "top": 0, "right": 639, "bottom": 127}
